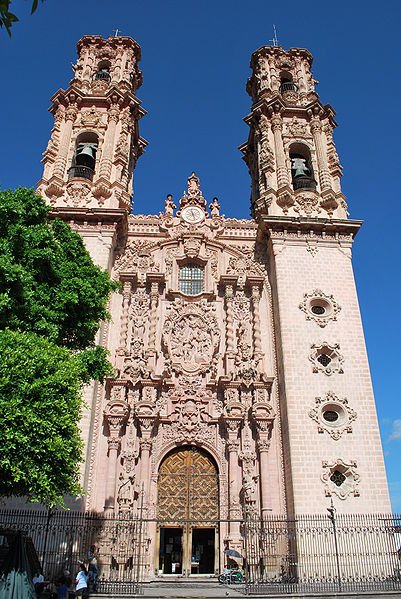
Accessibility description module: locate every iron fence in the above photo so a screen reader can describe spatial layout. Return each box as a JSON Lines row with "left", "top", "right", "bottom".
{"left": 243, "top": 512, "right": 401, "bottom": 595}
{"left": 1, "top": 509, "right": 401, "bottom": 596}
{"left": 0, "top": 509, "right": 147, "bottom": 595}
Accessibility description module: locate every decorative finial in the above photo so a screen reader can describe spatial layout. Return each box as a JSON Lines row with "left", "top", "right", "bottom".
{"left": 179, "top": 172, "right": 206, "bottom": 209}
{"left": 112, "top": 28, "right": 121, "bottom": 37}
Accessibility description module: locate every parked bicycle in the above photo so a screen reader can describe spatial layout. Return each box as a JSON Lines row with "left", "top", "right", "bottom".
{"left": 218, "top": 568, "right": 244, "bottom": 584}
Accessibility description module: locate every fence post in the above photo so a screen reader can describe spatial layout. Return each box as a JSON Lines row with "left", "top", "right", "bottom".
{"left": 327, "top": 500, "right": 341, "bottom": 593}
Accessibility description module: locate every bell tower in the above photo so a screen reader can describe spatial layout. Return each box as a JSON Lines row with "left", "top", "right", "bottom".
{"left": 243, "top": 45, "right": 391, "bottom": 514}
{"left": 241, "top": 46, "right": 346, "bottom": 219}
{"left": 38, "top": 35, "right": 146, "bottom": 214}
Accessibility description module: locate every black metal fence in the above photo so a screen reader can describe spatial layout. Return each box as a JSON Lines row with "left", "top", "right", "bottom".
{"left": 0, "top": 509, "right": 147, "bottom": 595}
{"left": 1, "top": 509, "right": 401, "bottom": 596}
{"left": 243, "top": 513, "right": 401, "bottom": 595}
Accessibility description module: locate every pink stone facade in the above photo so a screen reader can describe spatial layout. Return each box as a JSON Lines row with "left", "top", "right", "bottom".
{"left": 36, "top": 35, "right": 390, "bottom": 578}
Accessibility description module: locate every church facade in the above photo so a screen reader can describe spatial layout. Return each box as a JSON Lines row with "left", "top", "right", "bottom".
{"left": 36, "top": 35, "right": 390, "bottom": 578}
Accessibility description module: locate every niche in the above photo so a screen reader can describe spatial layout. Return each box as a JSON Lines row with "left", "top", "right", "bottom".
{"left": 289, "top": 143, "right": 316, "bottom": 191}
{"left": 68, "top": 132, "right": 98, "bottom": 181}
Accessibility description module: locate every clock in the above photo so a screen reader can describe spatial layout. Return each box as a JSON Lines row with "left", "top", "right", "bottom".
{"left": 181, "top": 206, "right": 205, "bottom": 224}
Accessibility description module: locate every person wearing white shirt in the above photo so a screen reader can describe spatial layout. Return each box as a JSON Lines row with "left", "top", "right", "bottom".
{"left": 74, "top": 563, "right": 88, "bottom": 598}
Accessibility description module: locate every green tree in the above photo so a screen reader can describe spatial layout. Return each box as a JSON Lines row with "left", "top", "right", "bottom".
{"left": 0, "top": 0, "right": 42, "bottom": 35}
{"left": 0, "top": 188, "right": 117, "bottom": 506}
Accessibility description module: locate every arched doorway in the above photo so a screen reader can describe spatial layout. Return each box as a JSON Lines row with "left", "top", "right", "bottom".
{"left": 157, "top": 446, "right": 219, "bottom": 576}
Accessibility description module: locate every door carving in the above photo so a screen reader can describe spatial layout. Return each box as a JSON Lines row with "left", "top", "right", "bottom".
{"left": 157, "top": 447, "right": 219, "bottom": 522}
{"left": 157, "top": 447, "right": 219, "bottom": 575}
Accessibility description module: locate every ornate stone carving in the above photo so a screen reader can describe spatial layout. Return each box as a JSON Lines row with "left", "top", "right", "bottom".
{"left": 309, "top": 392, "right": 357, "bottom": 440}
{"left": 309, "top": 342, "right": 344, "bottom": 375}
{"left": 234, "top": 337, "right": 259, "bottom": 387}
{"left": 299, "top": 289, "right": 341, "bottom": 327}
{"left": 232, "top": 290, "right": 251, "bottom": 323}
{"left": 114, "top": 240, "right": 159, "bottom": 279}
{"left": 162, "top": 298, "right": 220, "bottom": 376}
{"left": 179, "top": 172, "right": 206, "bottom": 208}
{"left": 183, "top": 237, "right": 202, "bottom": 258}
{"left": 66, "top": 181, "right": 91, "bottom": 207}
{"left": 286, "top": 117, "right": 308, "bottom": 138}
{"left": 226, "top": 245, "right": 267, "bottom": 286}
{"left": 321, "top": 459, "right": 360, "bottom": 499}
{"left": 294, "top": 192, "right": 321, "bottom": 216}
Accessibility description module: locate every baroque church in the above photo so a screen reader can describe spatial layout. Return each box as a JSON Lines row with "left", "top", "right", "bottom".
{"left": 36, "top": 34, "right": 390, "bottom": 578}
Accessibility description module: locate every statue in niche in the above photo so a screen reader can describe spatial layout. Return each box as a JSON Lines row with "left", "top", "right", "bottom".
{"left": 241, "top": 471, "right": 259, "bottom": 503}
{"left": 131, "top": 316, "right": 145, "bottom": 340}
{"left": 117, "top": 472, "right": 135, "bottom": 511}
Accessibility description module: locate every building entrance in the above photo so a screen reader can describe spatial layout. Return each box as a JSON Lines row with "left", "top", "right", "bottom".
{"left": 157, "top": 447, "right": 219, "bottom": 576}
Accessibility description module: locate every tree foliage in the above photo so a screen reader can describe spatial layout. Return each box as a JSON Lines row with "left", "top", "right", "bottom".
{"left": 0, "top": 188, "right": 117, "bottom": 506}
{"left": 0, "top": 0, "right": 42, "bottom": 35}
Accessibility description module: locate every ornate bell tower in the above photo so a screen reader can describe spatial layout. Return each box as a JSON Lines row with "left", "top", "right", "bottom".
{"left": 38, "top": 35, "right": 146, "bottom": 218}
{"left": 241, "top": 45, "right": 390, "bottom": 514}
{"left": 241, "top": 46, "right": 346, "bottom": 219}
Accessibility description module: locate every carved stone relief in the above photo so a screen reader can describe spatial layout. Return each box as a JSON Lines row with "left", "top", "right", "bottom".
{"left": 309, "top": 392, "right": 357, "bottom": 440}
{"left": 321, "top": 459, "right": 360, "bottom": 499}
{"left": 299, "top": 289, "right": 341, "bottom": 327}
{"left": 309, "top": 342, "right": 344, "bottom": 375}
{"left": 162, "top": 298, "right": 220, "bottom": 377}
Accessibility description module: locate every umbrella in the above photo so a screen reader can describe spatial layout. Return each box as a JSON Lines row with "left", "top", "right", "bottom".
{"left": 224, "top": 549, "right": 242, "bottom": 558}
{"left": 0, "top": 531, "right": 36, "bottom": 599}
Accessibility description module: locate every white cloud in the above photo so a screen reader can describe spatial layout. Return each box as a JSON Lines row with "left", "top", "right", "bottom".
{"left": 389, "top": 420, "right": 401, "bottom": 441}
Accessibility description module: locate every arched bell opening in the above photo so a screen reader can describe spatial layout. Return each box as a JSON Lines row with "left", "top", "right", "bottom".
{"left": 94, "top": 60, "right": 111, "bottom": 82}
{"left": 280, "top": 70, "right": 297, "bottom": 94}
{"left": 68, "top": 131, "right": 98, "bottom": 181}
{"left": 156, "top": 446, "right": 219, "bottom": 577}
{"left": 289, "top": 142, "right": 317, "bottom": 191}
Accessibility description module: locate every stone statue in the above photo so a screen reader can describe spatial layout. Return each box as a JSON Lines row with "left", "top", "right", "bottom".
{"left": 164, "top": 194, "right": 176, "bottom": 217}
{"left": 209, "top": 197, "right": 220, "bottom": 218}
{"left": 291, "top": 157, "right": 310, "bottom": 178}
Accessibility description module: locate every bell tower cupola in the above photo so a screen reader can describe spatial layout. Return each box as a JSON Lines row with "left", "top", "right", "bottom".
{"left": 38, "top": 34, "right": 147, "bottom": 211}
{"left": 241, "top": 46, "right": 346, "bottom": 219}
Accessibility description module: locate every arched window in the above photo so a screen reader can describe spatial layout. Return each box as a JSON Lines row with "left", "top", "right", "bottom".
{"left": 289, "top": 143, "right": 316, "bottom": 191}
{"left": 280, "top": 71, "right": 297, "bottom": 94}
{"left": 68, "top": 132, "right": 98, "bottom": 181}
{"left": 94, "top": 61, "right": 111, "bottom": 81}
{"left": 179, "top": 264, "right": 204, "bottom": 295}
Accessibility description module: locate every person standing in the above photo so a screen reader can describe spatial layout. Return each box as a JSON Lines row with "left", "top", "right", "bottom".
{"left": 74, "top": 563, "right": 88, "bottom": 599}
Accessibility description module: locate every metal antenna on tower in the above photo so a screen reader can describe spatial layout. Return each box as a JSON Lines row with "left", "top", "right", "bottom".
{"left": 270, "top": 24, "right": 279, "bottom": 47}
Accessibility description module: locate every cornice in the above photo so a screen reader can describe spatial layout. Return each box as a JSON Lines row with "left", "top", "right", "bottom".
{"left": 49, "top": 206, "right": 127, "bottom": 227}
{"left": 258, "top": 215, "right": 362, "bottom": 239}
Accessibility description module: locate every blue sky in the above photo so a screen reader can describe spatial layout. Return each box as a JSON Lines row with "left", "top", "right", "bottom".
{"left": 1, "top": 0, "right": 400, "bottom": 510}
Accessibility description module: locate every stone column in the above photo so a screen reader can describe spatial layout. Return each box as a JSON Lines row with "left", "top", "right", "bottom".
{"left": 310, "top": 117, "right": 331, "bottom": 190}
{"left": 119, "top": 281, "right": 131, "bottom": 351}
{"left": 224, "top": 283, "right": 236, "bottom": 373}
{"left": 53, "top": 104, "right": 77, "bottom": 180}
{"left": 138, "top": 417, "right": 154, "bottom": 511}
{"left": 147, "top": 281, "right": 159, "bottom": 357}
{"left": 257, "top": 437, "right": 271, "bottom": 517}
{"left": 99, "top": 103, "right": 120, "bottom": 180}
{"left": 104, "top": 437, "right": 121, "bottom": 512}
{"left": 271, "top": 114, "right": 289, "bottom": 188}
{"left": 251, "top": 285, "right": 262, "bottom": 366}
{"left": 226, "top": 419, "right": 242, "bottom": 538}
{"left": 104, "top": 401, "right": 129, "bottom": 512}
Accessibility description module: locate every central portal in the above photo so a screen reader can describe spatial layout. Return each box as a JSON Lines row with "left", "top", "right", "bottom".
{"left": 157, "top": 447, "right": 219, "bottom": 576}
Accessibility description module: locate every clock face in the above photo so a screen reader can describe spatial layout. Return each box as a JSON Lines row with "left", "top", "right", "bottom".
{"left": 181, "top": 206, "right": 204, "bottom": 224}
